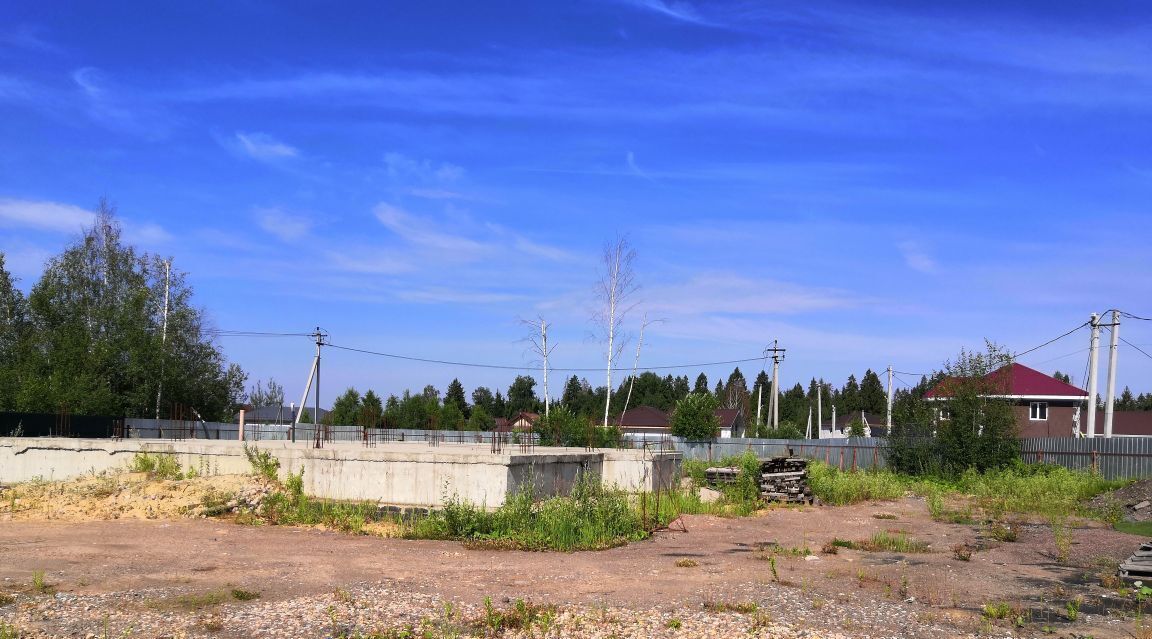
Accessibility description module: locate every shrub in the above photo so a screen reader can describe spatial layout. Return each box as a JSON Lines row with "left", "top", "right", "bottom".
{"left": 128, "top": 452, "right": 184, "bottom": 480}
{"left": 243, "top": 444, "right": 280, "bottom": 482}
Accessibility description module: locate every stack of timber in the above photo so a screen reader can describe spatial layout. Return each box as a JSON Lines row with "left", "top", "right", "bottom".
{"left": 1119, "top": 542, "right": 1152, "bottom": 582}
{"left": 703, "top": 456, "right": 813, "bottom": 504}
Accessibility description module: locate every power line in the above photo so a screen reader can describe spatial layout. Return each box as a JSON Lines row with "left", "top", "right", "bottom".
{"left": 207, "top": 330, "right": 314, "bottom": 337}
{"left": 1013, "top": 322, "right": 1089, "bottom": 359}
{"left": 1028, "top": 347, "right": 1090, "bottom": 366}
{"left": 326, "top": 342, "right": 767, "bottom": 373}
{"left": 1121, "top": 336, "right": 1152, "bottom": 361}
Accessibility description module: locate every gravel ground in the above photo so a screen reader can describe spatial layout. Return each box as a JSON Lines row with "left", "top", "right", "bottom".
{"left": 0, "top": 580, "right": 989, "bottom": 639}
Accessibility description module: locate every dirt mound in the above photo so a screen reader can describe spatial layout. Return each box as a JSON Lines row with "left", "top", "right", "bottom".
{"left": 1089, "top": 479, "right": 1152, "bottom": 522}
{"left": 0, "top": 472, "right": 262, "bottom": 522}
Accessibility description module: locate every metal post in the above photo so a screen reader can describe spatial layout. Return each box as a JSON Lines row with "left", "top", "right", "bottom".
{"left": 1104, "top": 310, "right": 1120, "bottom": 438}
{"left": 886, "top": 365, "right": 893, "bottom": 429}
{"left": 1086, "top": 313, "right": 1100, "bottom": 438}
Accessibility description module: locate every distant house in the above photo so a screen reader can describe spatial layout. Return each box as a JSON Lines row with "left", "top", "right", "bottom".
{"left": 508, "top": 411, "right": 540, "bottom": 431}
{"left": 234, "top": 405, "right": 329, "bottom": 424}
{"left": 617, "top": 406, "right": 669, "bottom": 435}
{"left": 716, "top": 408, "right": 746, "bottom": 438}
{"left": 925, "top": 362, "right": 1089, "bottom": 437}
{"left": 819, "top": 411, "right": 886, "bottom": 438}
{"left": 492, "top": 417, "right": 511, "bottom": 432}
{"left": 617, "top": 405, "right": 748, "bottom": 438}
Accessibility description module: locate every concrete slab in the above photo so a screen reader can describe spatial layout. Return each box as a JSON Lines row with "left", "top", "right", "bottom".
{"left": 0, "top": 438, "right": 680, "bottom": 508}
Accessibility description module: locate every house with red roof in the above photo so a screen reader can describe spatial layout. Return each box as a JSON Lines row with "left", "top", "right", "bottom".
{"left": 925, "top": 362, "right": 1089, "bottom": 437}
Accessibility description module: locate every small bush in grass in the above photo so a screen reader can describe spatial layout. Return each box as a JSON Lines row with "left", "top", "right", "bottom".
{"left": 665, "top": 618, "right": 682, "bottom": 629}
{"left": 703, "top": 600, "right": 759, "bottom": 614}
{"left": 243, "top": 444, "right": 280, "bottom": 482}
{"left": 952, "top": 544, "right": 972, "bottom": 561}
{"left": 983, "top": 601, "right": 1012, "bottom": 620}
{"left": 129, "top": 452, "right": 184, "bottom": 480}
{"left": 675, "top": 559, "right": 699, "bottom": 568}
{"left": 31, "top": 571, "right": 53, "bottom": 595}
{"left": 231, "top": 589, "right": 260, "bottom": 601}
{"left": 857, "top": 531, "right": 929, "bottom": 553}
{"left": 987, "top": 522, "right": 1017, "bottom": 542}
{"left": 0, "top": 621, "right": 20, "bottom": 639}
{"left": 830, "top": 538, "right": 856, "bottom": 549}
{"left": 0, "top": 593, "right": 14, "bottom": 606}
{"left": 872, "top": 513, "right": 898, "bottom": 520}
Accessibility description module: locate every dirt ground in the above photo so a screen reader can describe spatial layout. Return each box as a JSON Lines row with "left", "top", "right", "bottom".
{"left": 3, "top": 481, "right": 1152, "bottom": 638}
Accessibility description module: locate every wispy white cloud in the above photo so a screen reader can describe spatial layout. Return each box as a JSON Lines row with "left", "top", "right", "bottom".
{"left": 383, "top": 152, "right": 462, "bottom": 184}
{"left": 898, "top": 240, "right": 938, "bottom": 274}
{"left": 233, "top": 132, "right": 299, "bottom": 161}
{"left": 0, "top": 198, "right": 93, "bottom": 233}
{"left": 256, "top": 208, "right": 312, "bottom": 241}
{"left": 620, "top": 0, "right": 714, "bottom": 27}
{"left": 374, "top": 203, "right": 490, "bottom": 258}
{"left": 645, "top": 272, "right": 861, "bottom": 317}
{"left": 406, "top": 188, "right": 470, "bottom": 201}
{"left": 625, "top": 151, "right": 653, "bottom": 181}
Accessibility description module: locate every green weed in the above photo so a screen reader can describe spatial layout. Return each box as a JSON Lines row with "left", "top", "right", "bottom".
{"left": 243, "top": 444, "right": 280, "bottom": 481}
{"left": 31, "top": 570, "right": 53, "bottom": 595}
{"left": 855, "top": 531, "right": 929, "bottom": 553}
{"left": 128, "top": 452, "right": 184, "bottom": 480}
{"left": 231, "top": 588, "right": 260, "bottom": 601}
{"left": 983, "top": 601, "right": 1012, "bottom": 620}
{"left": 703, "top": 600, "right": 759, "bottom": 614}
{"left": 0, "top": 621, "right": 20, "bottom": 639}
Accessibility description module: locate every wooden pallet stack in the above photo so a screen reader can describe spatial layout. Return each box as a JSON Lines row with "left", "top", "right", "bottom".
{"left": 1120, "top": 542, "right": 1152, "bottom": 582}
{"left": 703, "top": 456, "right": 813, "bottom": 504}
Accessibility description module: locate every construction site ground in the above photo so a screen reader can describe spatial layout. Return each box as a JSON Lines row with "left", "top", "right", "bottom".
{"left": 2, "top": 476, "right": 1151, "bottom": 638}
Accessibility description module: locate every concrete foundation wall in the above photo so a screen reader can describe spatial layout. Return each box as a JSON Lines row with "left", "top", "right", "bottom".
{"left": 0, "top": 438, "right": 681, "bottom": 508}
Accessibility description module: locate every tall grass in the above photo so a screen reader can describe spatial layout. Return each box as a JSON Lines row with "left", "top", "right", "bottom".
{"left": 405, "top": 472, "right": 647, "bottom": 551}
{"left": 805, "top": 460, "right": 1126, "bottom": 520}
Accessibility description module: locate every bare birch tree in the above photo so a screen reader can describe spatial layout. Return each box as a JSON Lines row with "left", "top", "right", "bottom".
{"left": 592, "top": 237, "right": 639, "bottom": 428}
{"left": 619, "top": 313, "right": 664, "bottom": 422}
{"left": 519, "top": 316, "right": 556, "bottom": 418}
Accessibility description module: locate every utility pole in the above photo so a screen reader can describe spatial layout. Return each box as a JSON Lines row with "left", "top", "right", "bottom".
{"left": 768, "top": 340, "right": 785, "bottom": 428}
{"left": 756, "top": 349, "right": 769, "bottom": 427}
{"left": 292, "top": 328, "right": 327, "bottom": 442}
{"left": 541, "top": 320, "right": 550, "bottom": 419}
{"left": 817, "top": 379, "right": 823, "bottom": 438}
{"left": 1086, "top": 313, "right": 1100, "bottom": 438}
{"left": 1104, "top": 310, "right": 1120, "bottom": 438}
{"left": 805, "top": 406, "right": 813, "bottom": 439}
{"left": 154, "top": 259, "right": 171, "bottom": 419}
{"left": 886, "top": 365, "right": 893, "bottom": 429}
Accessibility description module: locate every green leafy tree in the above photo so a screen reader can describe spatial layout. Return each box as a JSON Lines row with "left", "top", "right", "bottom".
{"left": 360, "top": 390, "right": 383, "bottom": 428}
{"left": 670, "top": 392, "right": 720, "bottom": 440}
{"left": 471, "top": 386, "right": 495, "bottom": 415}
{"left": 888, "top": 343, "right": 1018, "bottom": 476}
{"left": 764, "top": 420, "right": 805, "bottom": 440}
{"left": 537, "top": 405, "right": 588, "bottom": 446}
{"left": 248, "top": 378, "right": 284, "bottom": 408}
{"left": 18, "top": 201, "right": 245, "bottom": 419}
{"left": 1052, "top": 370, "right": 1072, "bottom": 384}
{"left": 0, "top": 253, "right": 28, "bottom": 410}
{"left": 298, "top": 408, "right": 313, "bottom": 424}
{"left": 846, "top": 419, "right": 866, "bottom": 438}
{"left": 329, "top": 387, "right": 362, "bottom": 425}
{"left": 465, "top": 405, "right": 494, "bottom": 431}
{"left": 440, "top": 401, "right": 465, "bottom": 431}
{"left": 506, "top": 375, "right": 539, "bottom": 417}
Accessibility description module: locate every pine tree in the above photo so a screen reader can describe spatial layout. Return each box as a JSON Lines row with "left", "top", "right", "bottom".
{"left": 445, "top": 378, "right": 468, "bottom": 417}
{"left": 694, "top": 373, "right": 709, "bottom": 394}
{"left": 859, "top": 369, "right": 886, "bottom": 414}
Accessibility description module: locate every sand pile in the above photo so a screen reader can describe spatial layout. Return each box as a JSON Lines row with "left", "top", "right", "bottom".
{"left": 0, "top": 472, "right": 261, "bottom": 522}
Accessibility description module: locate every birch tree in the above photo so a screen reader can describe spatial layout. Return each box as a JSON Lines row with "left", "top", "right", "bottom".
{"left": 520, "top": 316, "right": 556, "bottom": 418}
{"left": 592, "top": 237, "right": 639, "bottom": 428}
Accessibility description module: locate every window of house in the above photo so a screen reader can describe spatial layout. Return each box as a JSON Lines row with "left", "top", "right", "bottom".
{"left": 937, "top": 407, "right": 951, "bottom": 421}
{"left": 1029, "top": 402, "right": 1048, "bottom": 421}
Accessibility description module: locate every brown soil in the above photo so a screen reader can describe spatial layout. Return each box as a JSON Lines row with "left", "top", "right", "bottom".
{"left": 2, "top": 479, "right": 1151, "bottom": 638}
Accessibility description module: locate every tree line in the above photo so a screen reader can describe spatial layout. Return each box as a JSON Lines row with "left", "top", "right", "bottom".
{"left": 306, "top": 365, "right": 908, "bottom": 438}
{"left": 0, "top": 201, "right": 247, "bottom": 421}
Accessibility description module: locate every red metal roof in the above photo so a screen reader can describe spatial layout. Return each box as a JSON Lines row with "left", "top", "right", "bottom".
{"left": 926, "top": 363, "right": 1087, "bottom": 398}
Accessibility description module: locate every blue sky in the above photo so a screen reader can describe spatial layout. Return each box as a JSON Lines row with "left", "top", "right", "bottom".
{"left": 1, "top": 0, "right": 1150, "bottom": 405}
